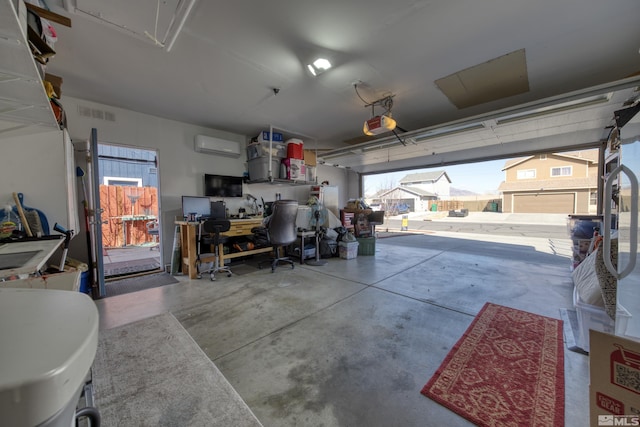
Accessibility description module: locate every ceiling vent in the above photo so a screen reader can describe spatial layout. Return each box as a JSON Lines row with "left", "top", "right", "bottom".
{"left": 194, "top": 135, "right": 241, "bottom": 157}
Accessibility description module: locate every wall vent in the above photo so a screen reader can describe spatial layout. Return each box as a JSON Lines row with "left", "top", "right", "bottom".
{"left": 77, "top": 105, "right": 116, "bottom": 122}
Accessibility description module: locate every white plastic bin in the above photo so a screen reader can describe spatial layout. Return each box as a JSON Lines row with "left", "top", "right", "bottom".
{"left": 247, "top": 157, "right": 280, "bottom": 181}
{"left": 573, "top": 286, "right": 631, "bottom": 352}
{"left": 338, "top": 241, "right": 358, "bottom": 259}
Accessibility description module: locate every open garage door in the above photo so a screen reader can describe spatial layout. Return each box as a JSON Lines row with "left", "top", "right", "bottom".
{"left": 513, "top": 193, "right": 574, "bottom": 214}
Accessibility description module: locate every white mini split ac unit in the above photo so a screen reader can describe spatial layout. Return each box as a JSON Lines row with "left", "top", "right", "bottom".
{"left": 194, "top": 135, "right": 241, "bottom": 157}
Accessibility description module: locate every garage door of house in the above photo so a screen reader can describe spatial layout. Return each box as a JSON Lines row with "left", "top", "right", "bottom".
{"left": 513, "top": 193, "right": 575, "bottom": 213}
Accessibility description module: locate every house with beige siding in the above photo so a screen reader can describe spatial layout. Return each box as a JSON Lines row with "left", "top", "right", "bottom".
{"left": 498, "top": 150, "right": 599, "bottom": 214}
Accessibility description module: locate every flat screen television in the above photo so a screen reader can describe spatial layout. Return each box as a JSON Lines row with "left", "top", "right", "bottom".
{"left": 204, "top": 174, "right": 243, "bottom": 198}
{"left": 182, "top": 196, "right": 211, "bottom": 219}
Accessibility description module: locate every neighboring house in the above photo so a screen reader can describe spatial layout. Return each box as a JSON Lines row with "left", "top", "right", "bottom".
{"left": 369, "top": 170, "right": 451, "bottom": 213}
{"left": 498, "top": 150, "right": 599, "bottom": 214}
{"left": 399, "top": 171, "right": 451, "bottom": 198}
{"left": 98, "top": 145, "right": 158, "bottom": 188}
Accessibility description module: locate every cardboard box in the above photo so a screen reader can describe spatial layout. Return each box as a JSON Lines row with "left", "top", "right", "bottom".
{"left": 589, "top": 330, "right": 640, "bottom": 426}
{"left": 340, "top": 210, "right": 355, "bottom": 229}
{"left": 352, "top": 211, "right": 372, "bottom": 237}
{"left": 44, "top": 73, "right": 63, "bottom": 97}
{"left": 281, "top": 158, "right": 304, "bottom": 180}
{"left": 303, "top": 149, "right": 317, "bottom": 166}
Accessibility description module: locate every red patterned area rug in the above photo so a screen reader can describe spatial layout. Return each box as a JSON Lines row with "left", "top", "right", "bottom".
{"left": 421, "top": 302, "right": 564, "bottom": 427}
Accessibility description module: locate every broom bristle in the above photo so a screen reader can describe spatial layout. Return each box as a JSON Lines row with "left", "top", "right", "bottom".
{"left": 25, "top": 210, "right": 43, "bottom": 236}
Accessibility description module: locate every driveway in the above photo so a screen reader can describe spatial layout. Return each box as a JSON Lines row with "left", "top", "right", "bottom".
{"left": 380, "top": 212, "right": 572, "bottom": 240}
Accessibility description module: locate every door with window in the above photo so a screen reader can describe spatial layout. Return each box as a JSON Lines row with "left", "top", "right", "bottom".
{"left": 90, "top": 136, "right": 162, "bottom": 292}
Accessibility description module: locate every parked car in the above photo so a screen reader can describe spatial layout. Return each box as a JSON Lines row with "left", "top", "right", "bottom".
{"left": 387, "top": 203, "right": 410, "bottom": 216}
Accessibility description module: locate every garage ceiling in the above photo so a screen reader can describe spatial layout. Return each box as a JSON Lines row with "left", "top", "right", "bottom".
{"left": 40, "top": 0, "right": 640, "bottom": 172}
{"left": 322, "top": 76, "right": 640, "bottom": 173}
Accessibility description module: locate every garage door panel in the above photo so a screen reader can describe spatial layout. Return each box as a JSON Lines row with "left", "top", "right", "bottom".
{"left": 513, "top": 193, "right": 574, "bottom": 213}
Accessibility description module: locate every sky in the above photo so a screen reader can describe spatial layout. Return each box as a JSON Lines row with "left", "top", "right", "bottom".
{"left": 362, "top": 158, "right": 508, "bottom": 196}
{"left": 362, "top": 139, "right": 640, "bottom": 197}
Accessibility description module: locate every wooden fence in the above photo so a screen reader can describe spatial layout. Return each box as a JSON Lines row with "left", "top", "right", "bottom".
{"left": 100, "top": 185, "right": 159, "bottom": 248}
{"left": 432, "top": 198, "right": 502, "bottom": 212}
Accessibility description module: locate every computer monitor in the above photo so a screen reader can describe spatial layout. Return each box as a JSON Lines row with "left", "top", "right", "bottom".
{"left": 181, "top": 196, "right": 211, "bottom": 220}
{"left": 210, "top": 201, "right": 226, "bottom": 219}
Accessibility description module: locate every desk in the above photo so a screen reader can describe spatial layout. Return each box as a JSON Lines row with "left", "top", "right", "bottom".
{"left": 176, "top": 219, "right": 273, "bottom": 279}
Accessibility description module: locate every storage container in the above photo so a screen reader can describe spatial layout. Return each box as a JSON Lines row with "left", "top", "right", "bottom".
{"left": 292, "top": 243, "right": 315, "bottom": 259}
{"left": 567, "top": 215, "right": 602, "bottom": 236}
{"left": 247, "top": 157, "right": 280, "bottom": 181}
{"left": 356, "top": 237, "right": 376, "bottom": 256}
{"left": 246, "top": 142, "right": 286, "bottom": 160}
{"left": 281, "top": 158, "right": 304, "bottom": 180}
{"left": 306, "top": 165, "right": 316, "bottom": 183}
{"left": 573, "top": 286, "right": 631, "bottom": 352}
{"left": 567, "top": 215, "right": 602, "bottom": 270}
{"left": 286, "top": 138, "right": 304, "bottom": 159}
{"left": 256, "top": 131, "right": 283, "bottom": 143}
{"left": 338, "top": 241, "right": 358, "bottom": 259}
{"left": 303, "top": 244, "right": 315, "bottom": 259}
{"left": 79, "top": 270, "right": 90, "bottom": 294}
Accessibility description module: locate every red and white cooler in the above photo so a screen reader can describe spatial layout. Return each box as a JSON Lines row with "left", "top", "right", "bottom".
{"left": 286, "top": 138, "right": 304, "bottom": 160}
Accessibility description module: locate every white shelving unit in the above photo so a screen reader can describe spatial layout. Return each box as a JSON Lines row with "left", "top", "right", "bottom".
{"left": 0, "top": 2, "right": 78, "bottom": 240}
{"left": 0, "top": 0, "right": 58, "bottom": 138}
{"left": 247, "top": 124, "right": 318, "bottom": 186}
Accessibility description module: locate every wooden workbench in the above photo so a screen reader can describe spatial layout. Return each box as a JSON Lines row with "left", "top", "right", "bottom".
{"left": 175, "top": 218, "right": 273, "bottom": 279}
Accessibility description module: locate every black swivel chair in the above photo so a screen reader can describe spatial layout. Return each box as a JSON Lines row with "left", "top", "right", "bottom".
{"left": 196, "top": 219, "right": 232, "bottom": 280}
{"left": 259, "top": 200, "right": 298, "bottom": 272}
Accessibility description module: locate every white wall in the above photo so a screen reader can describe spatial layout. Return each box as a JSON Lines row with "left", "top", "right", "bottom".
{"left": 434, "top": 178, "right": 450, "bottom": 197}
{"left": 0, "top": 130, "right": 70, "bottom": 232}
{"left": 61, "top": 96, "right": 353, "bottom": 264}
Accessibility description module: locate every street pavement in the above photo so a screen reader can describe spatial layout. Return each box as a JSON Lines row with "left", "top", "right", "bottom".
{"left": 380, "top": 211, "right": 572, "bottom": 240}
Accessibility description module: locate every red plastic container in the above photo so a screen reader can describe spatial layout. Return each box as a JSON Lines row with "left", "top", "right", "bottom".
{"left": 286, "top": 138, "right": 304, "bottom": 159}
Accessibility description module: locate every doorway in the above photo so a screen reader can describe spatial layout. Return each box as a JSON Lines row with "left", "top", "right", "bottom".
{"left": 96, "top": 143, "right": 162, "bottom": 279}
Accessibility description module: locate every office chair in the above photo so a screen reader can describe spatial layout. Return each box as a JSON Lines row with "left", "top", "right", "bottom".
{"left": 146, "top": 219, "right": 159, "bottom": 250}
{"left": 258, "top": 200, "right": 298, "bottom": 272}
{"left": 196, "top": 219, "right": 232, "bottom": 280}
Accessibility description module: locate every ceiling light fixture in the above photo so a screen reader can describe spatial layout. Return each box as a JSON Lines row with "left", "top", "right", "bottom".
{"left": 307, "top": 58, "right": 332, "bottom": 76}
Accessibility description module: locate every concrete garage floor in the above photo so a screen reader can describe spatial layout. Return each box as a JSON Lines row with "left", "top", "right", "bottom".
{"left": 95, "top": 229, "right": 589, "bottom": 427}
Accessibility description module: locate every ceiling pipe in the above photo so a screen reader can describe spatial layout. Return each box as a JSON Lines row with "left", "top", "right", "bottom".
{"left": 164, "top": 0, "right": 197, "bottom": 52}
{"left": 62, "top": 0, "right": 75, "bottom": 13}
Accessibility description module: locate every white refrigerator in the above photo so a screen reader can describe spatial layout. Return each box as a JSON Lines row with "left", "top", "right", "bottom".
{"left": 603, "top": 104, "right": 640, "bottom": 343}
